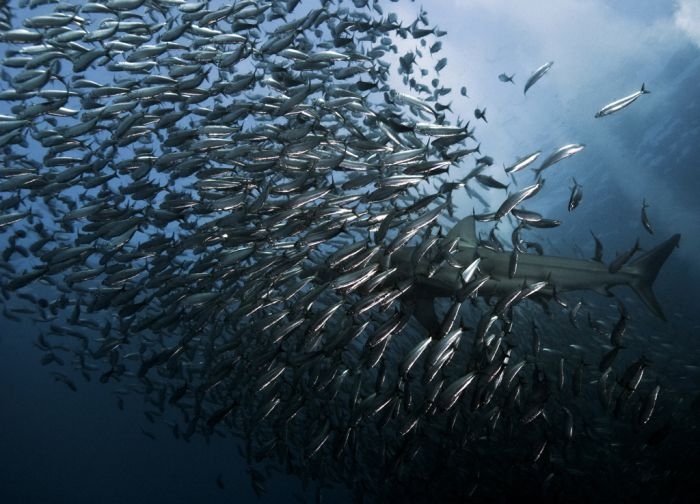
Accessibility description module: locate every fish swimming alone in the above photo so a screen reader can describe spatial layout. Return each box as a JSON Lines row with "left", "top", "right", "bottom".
{"left": 595, "top": 83, "right": 649, "bottom": 118}
{"left": 523, "top": 60, "right": 554, "bottom": 94}
{"left": 390, "top": 216, "right": 680, "bottom": 333}
{"left": 498, "top": 73, "right": 515, "bottom": 83}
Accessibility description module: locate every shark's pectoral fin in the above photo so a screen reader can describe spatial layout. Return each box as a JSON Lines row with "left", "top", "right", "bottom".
{"left": 446, "top": 215, "right": 477, "bottom": 246}
{"left": 403, "top": 296, "right": 440, "bottom": 336}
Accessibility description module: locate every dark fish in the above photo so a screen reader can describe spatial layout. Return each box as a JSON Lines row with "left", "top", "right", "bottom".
{"left": 610, "top": 309, "right": 628, "bottom": 347}
{"left": 498, "top": 73, "right": 515, "bottom": 84}
{"left": 608, "top": 239, "right": 640, "bottom": 274}
{"left": 590, "top": 230, "right": 604, "bottom": 262}
{"left": 599, "top": 346, "right": 622, "bottom": 372}
{"left": 475, "top": 173, "right": 508, "bottom": 190}
{"left": 568, "top": 178, "right": 583, "bottom": 211}
{"left": 641, "top": 199, "right": 654, "bottom": 235}
{"left": 638, "top": 384, "right": 660, "bottom": 425}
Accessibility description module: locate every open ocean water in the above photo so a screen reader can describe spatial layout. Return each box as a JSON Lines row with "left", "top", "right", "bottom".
{"left": 1, "top": 1, "right": 700, "bottom": 502}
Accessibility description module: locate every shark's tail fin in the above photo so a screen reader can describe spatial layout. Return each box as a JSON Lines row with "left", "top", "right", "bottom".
{"left": 626, "top": 233, "right": 680, "bottom": 319}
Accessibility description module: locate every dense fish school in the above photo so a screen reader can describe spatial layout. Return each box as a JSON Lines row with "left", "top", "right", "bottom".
{"left": 0, "top": 0, "right": 698, "bottom": 502}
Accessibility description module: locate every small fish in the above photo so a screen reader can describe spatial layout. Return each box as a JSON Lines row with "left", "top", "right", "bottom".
{"left": 495, "top": 179, "right": 545, "bottom": 220}
{"left": 400, "top": 337, "right": 432, "bottom": 378}
{"left": 52, "top": 372, "right": 77, "bottom": 391}
{"left": 527, "top": 218, "right": 561, "bottom": 229}
{"left": 557, "top": 358, "right": 565, "bottom": 392}
{"left": 531, "top": 321, "right": 541, "bottom": 358}
{"left": 435, "top": 57, "right": 447, "bottom": 73}
{"left": 595, "top": 83, "right": 649, "bottom": 118}
{"left": 608, "top": 239, "right": 640, "bottom": 274}
{"left": 498, "top": 73, "right": 515, "bottom": 84}
{"left": 460, "top": 257, "right": 481, "bottom": 285}
{"left": 610, "top": 311, "right": 628, "bottom": 347}
{"left": 599, "top": 346, "right": 621, "bottom": 372}
{"left": 504, "top": 150, "right": 541, "bottom": 174}
{"left": 638, "top": 383, "right": 661, "bottom": 425}
{"left": 437, "top": 371, "right": 477, "bottom": 411}
{"left": 524, "top": 61, "right": 554, "bottom": 95}
{"left": 508, "top": 248, "right": 518, "bottom": 279}
{"left": 475, "top": 174, "right": 508, "bottom": 190}
{"left": 571, "top": 360, "right": 584, "bottom": 397}
{"left": 619, "top": 356, "right": 649, "bottom": 393}
{"left": 568, "top": 178, "right": 583, "bottom": 211}
{"left": 590, "top": 230, "right": 604, "bottom": 262}
{"left": 534, "top": 143, "right": 585, "bottom": 178}
{"left": 511, "top": 208, "right": 543, "bottom": 223}
{"left": 474, "top": 107, "right": 487, "bottom": 123}
{"left": 641, "top": 199, "right": 654, "bottom": 235}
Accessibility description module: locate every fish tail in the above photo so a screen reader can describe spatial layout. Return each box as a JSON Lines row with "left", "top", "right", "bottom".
{"left": 641, "top": 83, "right": 650, "bottom": 94}
{"left": 626, "top": 233, "right": 680, "bottom": 319}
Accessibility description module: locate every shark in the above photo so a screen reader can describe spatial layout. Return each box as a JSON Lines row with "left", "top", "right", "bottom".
{"left": 389, "top": 216, "right": 681, "bottom": 333}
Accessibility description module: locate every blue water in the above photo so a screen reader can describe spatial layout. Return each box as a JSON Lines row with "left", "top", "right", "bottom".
{"left": 0, "top": 316, "right": 300, "bottom": 504}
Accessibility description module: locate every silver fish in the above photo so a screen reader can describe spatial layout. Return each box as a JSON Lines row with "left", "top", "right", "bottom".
{"left": 534, "top": 143, "right": 585, "bottom": 177}
{"left": 523, "top": 61, "right": 553, "bottom": 95}
{"left": 595, "top": 83, "right": 649, "bottom": 118}
{"left": 504, "top": 150, "right": 541, "bottom": 174}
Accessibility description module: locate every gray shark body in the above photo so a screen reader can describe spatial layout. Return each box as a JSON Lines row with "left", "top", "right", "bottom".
{"left": 390, "top": 216, "right": 680, "bottom": 332}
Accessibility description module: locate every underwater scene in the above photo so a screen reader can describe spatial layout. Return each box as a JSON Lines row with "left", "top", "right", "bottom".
{"left": 1, "top": 0, "right": 700, "bottom": 502}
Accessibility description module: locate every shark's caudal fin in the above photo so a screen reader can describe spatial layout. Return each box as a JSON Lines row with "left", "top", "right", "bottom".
{"left": 626, "top": 233, "right": 681, "bottom": 320}
{"left": 446, "top": 216, "right": 477, "bottom": 246}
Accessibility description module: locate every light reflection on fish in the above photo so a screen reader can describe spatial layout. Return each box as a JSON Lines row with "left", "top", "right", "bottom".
{"left": 595, "top": 83, "right": 650, "bottom": 118}
{"left": 523, "top": 60, "right": 553, "bottom": 95}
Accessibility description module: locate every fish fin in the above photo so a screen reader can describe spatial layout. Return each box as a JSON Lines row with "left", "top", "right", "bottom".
{"left": 529, "top": 293, "right": 552, "bottom": 315}
{"left": 626, "top": 233, "right": 681, "bottom": 320}
{"left": 446, "top": 216, "right": 477, "bottom": 246}
{"left": 404, "top": 297, "right": 440, "bottom": 336}
{"left": 593, "top": 285, "right": 614, "bottom": 297}
{"left": 641, "top": 83, "right": 650, "bottom": 94}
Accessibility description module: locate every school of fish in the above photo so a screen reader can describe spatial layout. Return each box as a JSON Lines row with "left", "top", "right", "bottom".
{"left": 1, "top": 0, "right": 698, "bottom": 502}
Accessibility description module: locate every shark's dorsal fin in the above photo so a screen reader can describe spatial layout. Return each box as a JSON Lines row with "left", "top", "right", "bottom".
{"left": 446, "top": 216, "right": 477, "bottom": 246}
